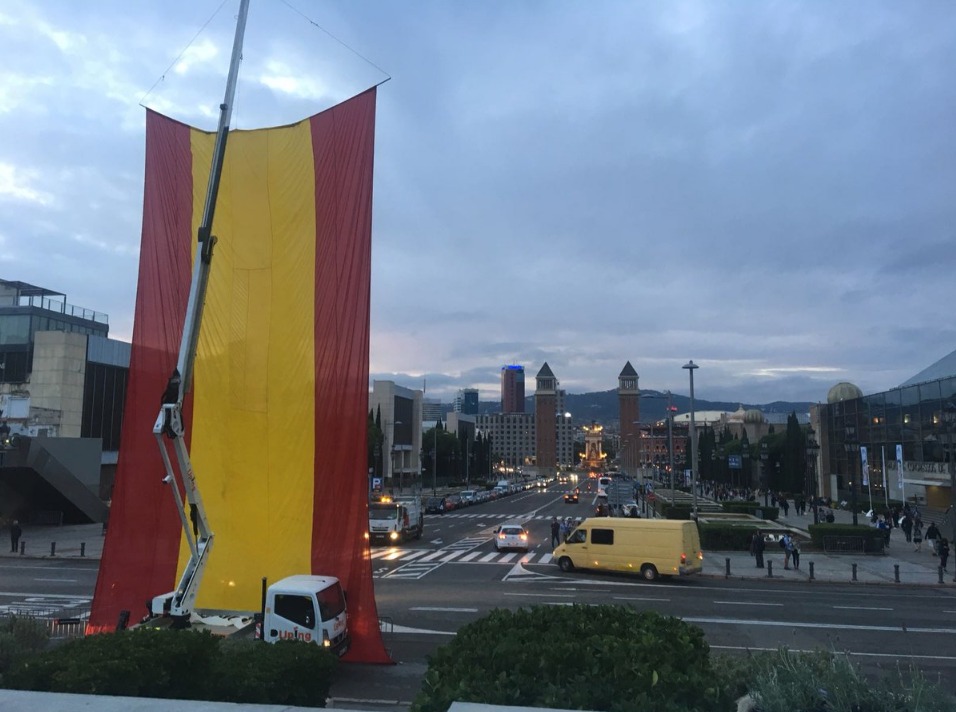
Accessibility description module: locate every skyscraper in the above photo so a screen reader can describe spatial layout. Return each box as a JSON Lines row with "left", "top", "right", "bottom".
{"left": 455, "top": 388, "right": 479, "bottom": 415}
{"left": 501, "top": 365, "right": 525, "bottom": 413}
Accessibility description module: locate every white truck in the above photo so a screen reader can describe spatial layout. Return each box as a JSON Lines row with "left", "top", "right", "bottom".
{"left": 368, "top": 496, "right": 423, "bottom": 544}
{"left": 142, "top": 0, "right": 349, "bottom": 653}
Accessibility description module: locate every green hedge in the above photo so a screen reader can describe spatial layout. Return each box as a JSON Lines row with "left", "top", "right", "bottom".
{"left": 662, "top": 505, "right": 694, "bottom": 520}
{"left": 699, "top": 523, "right": 763, "bottom": 551}
{"left": 412, "top": 605, "right": 732, "bottom": 712}
{"left": 3, "top": 628, "right": 337, "bottom": 706}
{"left": 807, "top": 524, "right": 886, "bottom": 553}
{"left": 721, "top": 501, "right": 780, "bottom": 520}
{"left": 0, "top": 616, "right": 49, "bottom": 678}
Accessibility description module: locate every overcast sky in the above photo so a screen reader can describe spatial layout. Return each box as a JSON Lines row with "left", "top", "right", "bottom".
{"left": 2, "top": 1, "right": 955, "bottom": 407}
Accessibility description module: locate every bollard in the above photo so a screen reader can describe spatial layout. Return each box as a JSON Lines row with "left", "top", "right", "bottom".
{"left": 852, "top": 563, "right": 858, "bottom": 581}
{"left": 940, "top": 566, "right": 945, "bottom": 584}
{"left": 767, "top": 560, "right": 773, "bottom": 578}
{"left": 808, "top": 561, "right": 814, "bottom": 581}
{"left": 725, "top": 557, "right": 731, "bottom": 578}
{"left": 894, "top": 564, "right": 900, "bottom": 583}
{"left": 50, "top": 542, "right": 56, "bottom": 557}
{"left": 80, "top": 542, "right": 86, "bottom": 557}
{"left": 19, "top": 541, "right": 24, "bottom": 556}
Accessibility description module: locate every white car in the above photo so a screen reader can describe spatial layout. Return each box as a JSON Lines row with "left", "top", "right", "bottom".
{"left": 494, "top": 523, "right": 530, "bottom": 552}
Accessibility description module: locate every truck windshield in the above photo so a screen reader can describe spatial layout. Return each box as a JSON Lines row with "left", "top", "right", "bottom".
{"left": 369, "top": 504, "right": 400, "bottom": 519}
{"left": 317, "top": 583, "right": 346, "bottom": 621}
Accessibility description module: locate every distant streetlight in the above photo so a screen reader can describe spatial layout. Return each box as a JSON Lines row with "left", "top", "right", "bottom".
{"left": 806, "top": 426, "right": 821, "bottom": 524}
{"left": 682, "top": 361, "right": 699, "bottom": 516}
{"left": 844, "top": 425, "right": 859, "bottom": 526}
{"left": 760, "top": 442, "right": 769, "bottom": 506}
{"left": 939, "top": 400, "right": 956, "bottom": 547}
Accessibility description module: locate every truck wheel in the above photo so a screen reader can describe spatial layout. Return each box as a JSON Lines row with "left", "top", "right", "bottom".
{"left": 558, "top": 557, "right": 575, "bottom": 572}
{"left": 640, "top": 564, "right": 659, "bottom": 581}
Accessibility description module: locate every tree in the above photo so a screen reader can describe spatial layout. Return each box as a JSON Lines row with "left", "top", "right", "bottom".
{"left": 781, "top": 411, "right": 806, "bottom": 494}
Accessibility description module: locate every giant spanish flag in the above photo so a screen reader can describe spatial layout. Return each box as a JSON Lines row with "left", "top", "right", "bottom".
{"left": 89, "top": 88, "right": 390, "bottom": 663}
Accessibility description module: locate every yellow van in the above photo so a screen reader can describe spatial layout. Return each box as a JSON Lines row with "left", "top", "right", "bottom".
{"left": 552, "top": 518, "right": 703, "bottom": 581}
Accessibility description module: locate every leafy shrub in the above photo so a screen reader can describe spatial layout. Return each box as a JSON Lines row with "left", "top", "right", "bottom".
{"left": 210, "top": 637, "right": 337, "bottom": 706}
{"left": 662, "top": 505, "right": 694, "bottom": 519}
{"left": 808, "top": 524, "right": 886, "bottom": 553}
{"left": 4, "top": 628, "right": 337, "bottom": 706}
{"left": 0, "top": 616, "right": 49, "bottom": 677}
{"left": 745, "top": 648, "right": 956, "bottom": 712}
{"left": 699, "top": 523, "right": 763, "bottom": 551}
{"left": 411, "top": 605, "right": 732, "bottom": 712}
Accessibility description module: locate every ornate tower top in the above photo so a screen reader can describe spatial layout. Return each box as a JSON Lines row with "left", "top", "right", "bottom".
{"left": 618, "top": 361, "right": 639, "bottom": 394}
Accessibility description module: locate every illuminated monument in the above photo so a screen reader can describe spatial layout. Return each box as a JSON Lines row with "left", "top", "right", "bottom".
{"left": 581, "top": 421, "right": 607, "bottom": 472}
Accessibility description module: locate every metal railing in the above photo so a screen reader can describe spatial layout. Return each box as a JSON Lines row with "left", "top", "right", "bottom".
{"left": 1, "top": 607, "right": 89, "bottom": 639}
{"left": 16, "top": 295, "right": 108, "bottom": 324}
{"left": 822, "top": 535, "right": 884, "bottom": 554}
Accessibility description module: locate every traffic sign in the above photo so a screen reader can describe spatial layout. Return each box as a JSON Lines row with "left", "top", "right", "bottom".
{"left": 728, "top": 455, "right": 742, "bottom": 469}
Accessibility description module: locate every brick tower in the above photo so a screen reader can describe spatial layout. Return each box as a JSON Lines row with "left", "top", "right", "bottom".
{"left": 618, "top": 361, "right": 640, "bottom": 477}
{"left": 534, "top": 362, "right": 558, "bottom": 473}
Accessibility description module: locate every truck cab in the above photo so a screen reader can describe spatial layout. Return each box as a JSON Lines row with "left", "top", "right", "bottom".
{"left": 263, "top": 575, "right": 350, "bottom": 656}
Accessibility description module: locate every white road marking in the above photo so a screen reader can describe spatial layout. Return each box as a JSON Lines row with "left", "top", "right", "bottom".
{"left": 539, "top": 553, "right": 553, "bottom": 564}
{"left": 479, "top": 553, "right": 498, "bottom": 562}
{"left": 684, "top": 616, "right": 956, "bottom": 634}
{"left": 458, "top": 552, "right": 481, "bottom": 562}
{"left": 34, "top": 578, "right": 78, "bottom": 583}
{"left": 504, "top": 592, "right": 575, "bottom": 598}
{"left": 419, "top": 550, "right": 446, "bottom": 562}
{"left": 715, "top": 601, "right": 783, "bottom": 607}
{"left": 441, "top": 551, "right": 463, "bottom": 563}
{"left": 833, "top": 605, "right": 893, "bottom": 611}
{"left": 409, "top": 607, "right": 478, "bottom": 613}
{"left": 613, "top": 596, "right": 671, "bottom": 602}
{"left": 499, "top": 553, "right": 518, "bottom": 563}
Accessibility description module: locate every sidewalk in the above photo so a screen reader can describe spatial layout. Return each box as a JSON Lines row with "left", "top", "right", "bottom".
{"left": 700, "top": 497, "right": 955, "bottom": 586}
{"left": 1, "top": 522, "right": 105, "bottom": 560}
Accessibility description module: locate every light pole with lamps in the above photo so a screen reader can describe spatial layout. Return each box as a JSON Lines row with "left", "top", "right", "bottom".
{"left": 939, "top": 399, "right": 956, "bottom": 548}
{"left": 760, "top": 441, "right": 769, "bottom": 506}
{"left": 844, "top": 426, "right": 859, "bottom": 526}
{"left": 640, "top": 391, "right": 676, "bottom": 492}
{"left": 683, "top": 360, "right": 699, "bottom": 516}
{"left": 806, "top": 426, "right": 821, "bottom": 524}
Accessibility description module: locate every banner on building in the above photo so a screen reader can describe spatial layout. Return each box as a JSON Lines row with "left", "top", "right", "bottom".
{"left": 896, "top": 444, "right": 905, "bottom": 491}
{"left": 860, "top": 446, "right": 869, "bottom": 486}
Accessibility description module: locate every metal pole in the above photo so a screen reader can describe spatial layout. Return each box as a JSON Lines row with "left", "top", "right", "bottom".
{"left": 667, "top": 391, "right": 674, "bottom": 493}
{"left": 950, "top": 430, "right": 956, "bottom": 546}
{"left": 684, "top": 361, "right": 699, "bottom": 516}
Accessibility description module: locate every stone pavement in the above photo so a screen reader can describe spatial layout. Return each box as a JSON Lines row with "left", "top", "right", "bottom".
{"left": 1, "top": 522, "right": 105, "bottom": 560}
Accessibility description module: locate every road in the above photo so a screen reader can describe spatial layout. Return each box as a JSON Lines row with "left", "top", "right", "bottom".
{"left": 4, "top": 480, "right": 956, "bottom": 708}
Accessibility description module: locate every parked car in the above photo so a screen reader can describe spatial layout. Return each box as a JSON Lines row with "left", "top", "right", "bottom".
{"left": 445, "top": 494, "right": 463, "bottom": 511}
{"left": 494, "top": 522, "right": 530, "bottom": 552}
{"left": 425, "top": 496, "right": 446, "bottom": 514}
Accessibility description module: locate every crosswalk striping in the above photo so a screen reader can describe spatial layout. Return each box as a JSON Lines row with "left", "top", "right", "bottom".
{"left": 371, "top": 547, "right": 555, "bottom": 571}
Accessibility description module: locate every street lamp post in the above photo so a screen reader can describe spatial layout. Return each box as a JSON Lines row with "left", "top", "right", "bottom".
{"left": 683, "top": 360, "right": 699, "bottom": 516}
{"left": 806, "top": 426, "right": 821, "bottom": 525}
{"left": 844, "top": 426, "right": 859, "bottom": 526}
{"left": 760, "top": 442, "right": 769, "bottom": 506}
{"left": 939, "top": 400, "right": 956, "bottom": 547}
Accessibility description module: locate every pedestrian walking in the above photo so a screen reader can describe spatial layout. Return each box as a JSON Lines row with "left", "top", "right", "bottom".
{"left": 9, "top": 520, "right": 22, "bottom": 553}
{"left": 940, "top": 538, "right": 951, "bottom": 571}
{"left": 926, "top": 522, "right": 941, "bottom": 556}
{"left": 550, "top": 517, "right": 560, "bottom": 548}
{"left": 900, "top": 514, "right": 913, "bottom": 543}
{"left": 913, "top": 521, "right": 924, "bottom": 552}
{"left": 781, "top": 533, "right": 792, "bottom": 569}
{"left": 750, "top": 530, "right": 765, "bottom": 569}
{"left": 789, "top": 538, "right": 800, "bottom": 570}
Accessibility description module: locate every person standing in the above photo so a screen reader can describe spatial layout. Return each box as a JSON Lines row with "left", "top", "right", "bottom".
{"left": 751, "top": 530, "right": 765, "bottom": 569}
{"left": 926, "top": 522, "right": 941, "bottom": 556}
{"left": 940, "top": 538, "right": 951, "bottom": 571}
{"left": 9, "top": 520, "right": 22, "bottom": 553}
{"left": 900, "top": 513, "right": 913, "bottom": 543}
{"left": 789, "top": 537, "right": 800, "bottom": 570}
{"left": 550, "top": 517, "right": 560, "bottom": 548}
{"left": 781, "top": 533, "right": 792, "bottom": 569}
{"left": 913, "top": 520, "right": 924, "bottom": 553}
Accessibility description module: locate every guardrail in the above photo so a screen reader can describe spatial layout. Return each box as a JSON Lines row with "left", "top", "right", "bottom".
{"left": 822, "top": 535, "right": 884, "bottom": 554}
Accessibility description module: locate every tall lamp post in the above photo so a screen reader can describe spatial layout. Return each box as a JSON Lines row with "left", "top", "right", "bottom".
{"left": 939, "top": 399, "right": 956, "bottom": 547}
{"left": 806, "top": 426, "right": 821, "bottom": 524}
{"left": 844, "top": 426, "right": 859, "bottom": 526}
{"left": 683, "top": 360, "right": 699, "bottom": 516}
{"left": 760, "top": 442, "right": 769, "bottom": 505}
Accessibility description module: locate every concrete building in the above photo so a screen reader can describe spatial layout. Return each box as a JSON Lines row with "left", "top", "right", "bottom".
{"left": 454, "top": 388, "right": 479, "bottom": 415}
{"left": 500, "top": 364, "right": 525, "bottom": 413}
{"left": 369, "top": 381, "right": 423, "bottom": 492}
{"left": 812, "top": 352, "right": 956, "bottom": 515}
{"left": 475, "top": 411, "right": 534, "bottom": 474}
{"left": 0, "top": 279, "right": 125, "bottom": 524}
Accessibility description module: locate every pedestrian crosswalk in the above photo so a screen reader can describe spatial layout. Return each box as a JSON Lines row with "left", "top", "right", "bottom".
{"left": 431, "top": 512, "right": 582, "bottom": 521}
{"left": 370, "top": 545, "right": 554, "bottom": 571}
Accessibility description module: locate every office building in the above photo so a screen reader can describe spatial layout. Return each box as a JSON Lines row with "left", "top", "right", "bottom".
{"left": 455, "top": 388, "right": 479, "bottom": 415}
{"left": 501, "top": 365, "right": 525, "bottom": 413}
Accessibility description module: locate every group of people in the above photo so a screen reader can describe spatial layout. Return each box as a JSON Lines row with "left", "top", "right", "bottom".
{"left": 550, "top": 516, "right": 581, "bottom": 547}
{"left": 749, "top": 530, "right": 800, "bottom": 569}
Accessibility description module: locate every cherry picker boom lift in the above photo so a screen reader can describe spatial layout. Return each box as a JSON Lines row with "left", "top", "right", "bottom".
{"left": 149, "top": 0, "right": 250, "bottom": 628}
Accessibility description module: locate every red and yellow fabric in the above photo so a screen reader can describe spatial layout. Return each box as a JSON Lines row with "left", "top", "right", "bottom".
{"left": 89, "top": 88, "right": 389, "bottom": 663}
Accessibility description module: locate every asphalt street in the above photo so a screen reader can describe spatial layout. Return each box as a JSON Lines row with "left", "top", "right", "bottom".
{"left": 3, "top": 481, "right": 955, "bottom": 710}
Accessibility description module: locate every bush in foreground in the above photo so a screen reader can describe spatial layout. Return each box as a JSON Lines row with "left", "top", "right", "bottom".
{"left": 0, "top": 616, "right": 49, "bottom": 679}
{"left": 3, "top": 627, "right": 336, "bottom": 707}
{"left": 412, "top": 605, "right": 731, "bottom": 712}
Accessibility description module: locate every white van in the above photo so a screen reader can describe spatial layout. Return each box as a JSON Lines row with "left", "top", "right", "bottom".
{"left": 552, "top": 518, "right": 702, "bottom": 581}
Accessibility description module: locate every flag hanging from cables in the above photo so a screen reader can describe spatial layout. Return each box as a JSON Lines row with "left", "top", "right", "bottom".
{"left": 88, "top": 88, "right": 390, "bottom": 663}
